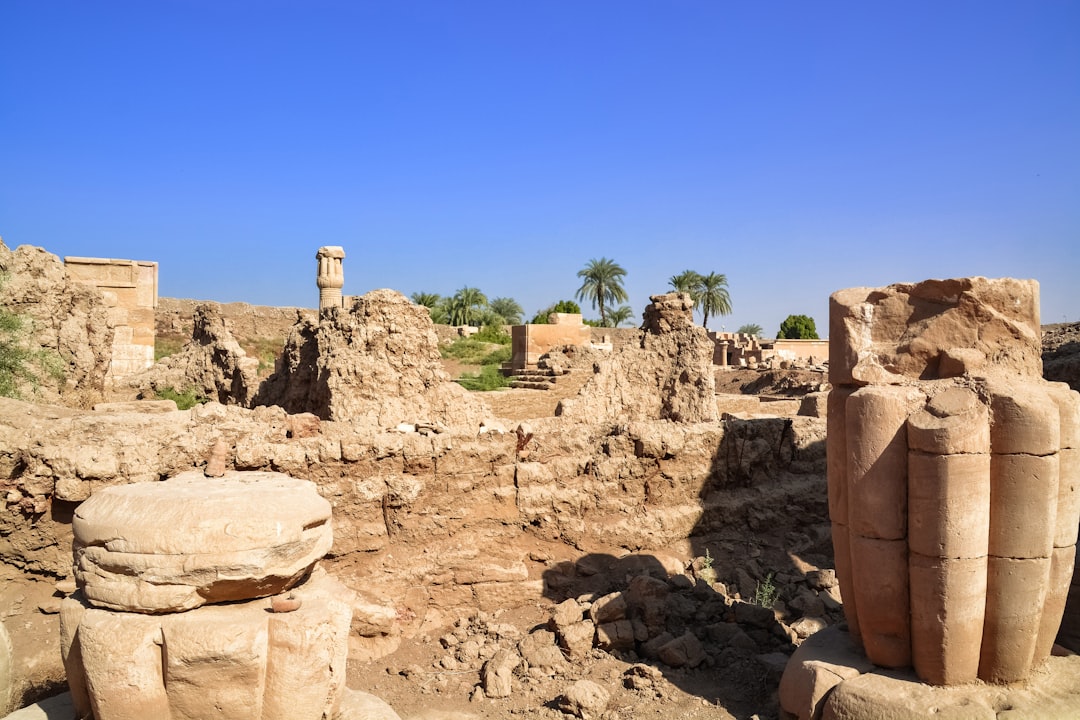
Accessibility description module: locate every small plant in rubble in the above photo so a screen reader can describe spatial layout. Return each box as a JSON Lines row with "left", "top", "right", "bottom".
{"left": 754, "top": 572, "right": 778, "bottom": 608}
{"left": 698, "top": 548, "right": 718, "bottom": 586}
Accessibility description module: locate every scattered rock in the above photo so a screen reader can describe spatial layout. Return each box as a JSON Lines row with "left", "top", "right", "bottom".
{"left": 557, "top": 679, "right": 610, "bottom": 719}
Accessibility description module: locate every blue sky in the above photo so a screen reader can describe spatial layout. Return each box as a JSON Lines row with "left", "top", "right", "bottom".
{"left": 2, "top": 1, "right": 1078, "bottom": 334}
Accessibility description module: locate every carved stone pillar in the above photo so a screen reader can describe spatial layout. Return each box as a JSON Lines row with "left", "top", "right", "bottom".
{"left": 316, "top": 246, "right": 346, "bottom": 311}
{"left": 826, "top": 277, "right": 1080, "bottom": 686}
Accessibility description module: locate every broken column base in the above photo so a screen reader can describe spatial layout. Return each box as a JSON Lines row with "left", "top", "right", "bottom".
{"left": 780, "top": 626, "right": 1080, "bottom": 720}
{"left": 0, "top": 688, "right": 402, "bottom": 720}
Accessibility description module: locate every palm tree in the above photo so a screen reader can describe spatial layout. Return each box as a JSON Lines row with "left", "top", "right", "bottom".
{"left": 736, "top": 323, "right": 763, "bottom": 337}
{"left": 446, "top": 286, "right": 488, "bottom": 326}
{"left": 606, "top": 305, "right": 635, "bottom": 328}
{"left": 410, "top": 292, "right": 441, "bottom": 309}
{"left": 575, "top": 257, "right": 628, "bottom": 327}
{"left": 668, "top": 270, "right": 703, "bottom": 302}
{"left": 698, "top": 272, "right": 732, "bottom": 330}
{"left": 489, "top": 297, "right": 524, "bottom": 325}
{"left": 411, "top": 292, "right": 448, "bottom": 324}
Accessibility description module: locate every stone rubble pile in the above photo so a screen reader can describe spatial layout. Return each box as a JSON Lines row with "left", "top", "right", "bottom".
{"left": 389, "top": 549, "right": 843, "bottom": 716}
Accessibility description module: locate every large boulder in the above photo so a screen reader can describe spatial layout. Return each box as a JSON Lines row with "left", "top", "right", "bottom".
{"left": 254, "top": 289, "right": 489, "bottom": 431}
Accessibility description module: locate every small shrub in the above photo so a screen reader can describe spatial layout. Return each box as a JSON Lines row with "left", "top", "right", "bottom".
{"left": 1, "top": 289, "right": 65, "bottom": 399}
{"left": 754, "top": 572, "right": 778, "bottom": 608}
{"left": 481, "top": 345, "right": 511, "bottom": 365}
{"left": 455, "top": 365, "right": 510, "bottom": 391}
{"left": 698, "top": 548, "right": 718, "bottom": 586}
{"left": 154, "top": 386, "right": 207, "bottom": 410}
{"left": 440, "top": 337, "right": 504, "bottom": 365}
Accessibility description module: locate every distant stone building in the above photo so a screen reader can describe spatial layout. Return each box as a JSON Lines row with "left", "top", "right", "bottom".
{"left": 64, "top": 256, "right": 158, "bottom": 383}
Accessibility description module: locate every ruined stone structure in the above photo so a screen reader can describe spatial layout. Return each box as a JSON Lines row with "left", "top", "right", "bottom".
{"left": 64, "top": 256, "right": 158, "bottom": 383}
{"left": 58, "top": 471, "right": 394, "bottom": 720}
{"left": 316, "top": 246, "right": 346, "bottom": 311}
{"left": 510, "top": 313, "right": 593, "bottom": 371}
{"left": 557, "top": 293, "right": 718, "bottom": 424}
{"left": 132, "top": 304, "right": 260, "bottom": 405}
{"left": 255, "top": 288, "right": 490, "bottom": 432}
{"left": 711, "top": 332, "right": 828, "bottom": 370}
{"left": 781, "top": 277, "right": 1080, "bottom": 718}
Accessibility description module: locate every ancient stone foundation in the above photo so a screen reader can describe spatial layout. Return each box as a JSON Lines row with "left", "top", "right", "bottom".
{"left": 781, "top": 277, "right": 1080, "bottom": 719}
{"left": 58, "top": 472, "right": 365, "bottom": 720}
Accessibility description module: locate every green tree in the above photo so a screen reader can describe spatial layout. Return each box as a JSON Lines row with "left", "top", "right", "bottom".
{"left": 446, "top": 286, "right": 488, "bottom": 326}
{"left": 575, "top": 257, "right": 628, "bottom": 328}
{"left": 778, "top": 314, "right": 819, "bottom": 339}
{"left": 410, "top": 291, "right": 441, "bottom": 309}
{"left": 697, "top": 272, "right": 732, "bottom": 330}
{"left": 668, "top": 270, "right": 703, "bottom": 299}
{"left": 529, "top": 300, "right": 581, "bottom": 324}
{"left": 488, "top": 297, "right": 524, "bottom": 325}
{"left": 605, "top": 305, "right": 635, "bottom": 327}
{"left": 736, "top": 323, "right": 763, "bottom": 337}
{"left": 411, "top": 292, "right": 449, "bottom": 324}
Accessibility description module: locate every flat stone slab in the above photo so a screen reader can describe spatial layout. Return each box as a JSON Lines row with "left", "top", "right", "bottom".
{"left": 73, "top": 471, "right": 332, "bottom": 612}
{"left": 781, "top": 626, "right": 1080, "bottom": 720}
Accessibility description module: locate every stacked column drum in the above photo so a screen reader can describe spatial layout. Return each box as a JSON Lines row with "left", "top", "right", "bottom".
{"left": 828, "top": 278, "right": 1080, "bottom": 685}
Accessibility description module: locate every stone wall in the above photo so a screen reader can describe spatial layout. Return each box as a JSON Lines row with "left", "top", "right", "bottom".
{"left": 64, "top": 256, "right": 157, "bottom": 383}
{"left": 157, "top": 297, "right": 315, "bottom": 341}
{"left": 511, "top": 314, "right": 593, "bottom": 369}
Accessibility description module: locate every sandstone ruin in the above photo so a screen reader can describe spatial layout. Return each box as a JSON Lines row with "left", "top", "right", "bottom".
{"left": 316, "top": 246, "right": 347, "bottom": 311}
{"left": 2, "top": 242, "right": 1079, "bottom": 720}
{"left": 63, "top": 256, "right": 158, "bottom": 384}
{"left": 780, "top": 277, "right": 1080, "bottom": 718}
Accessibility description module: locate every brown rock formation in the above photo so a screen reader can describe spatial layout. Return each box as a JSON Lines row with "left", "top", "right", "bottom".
{"left": 556, "top": 292, "right": 718, "bottom": 424}
{"left": 131, "top": 304, "right": 260, "bottom": 405}
{"left": 0, "top": 240, "right": 114, "bottom": 403}
{"left": 254, "top": 289, "right": 489, "bottom": 431}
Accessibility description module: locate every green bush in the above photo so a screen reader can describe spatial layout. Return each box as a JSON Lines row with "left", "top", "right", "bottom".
{"left": 455, "top": 364, "right": 511, "bottom": 391}
{"left": 154, "top": 386, "right": 208, "bottom": 410}
{"left": 481, "top": 345, "right": 511, "bottom": 365}
{"left": 473, "top": 324, "right": 511, "bottom": 344}
{"left": 529, "top": 300, "right": 581, "bottom": 324}
{"left": 778, "top": 314, "right": 819, "bottom": 339}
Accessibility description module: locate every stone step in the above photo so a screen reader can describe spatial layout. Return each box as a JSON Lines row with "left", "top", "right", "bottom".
{"left": 510, "top": 380, "right": 556, "bottom": 391}
{"left": 514, "top": 370, "right": 560, "bottom": 381}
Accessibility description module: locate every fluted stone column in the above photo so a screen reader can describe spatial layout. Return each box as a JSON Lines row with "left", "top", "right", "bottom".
{"left": 826, "top": 277, "right": 1080, "bottom": 686}
{"left": 316, "top": 246, "right": 346, "bottom": 311}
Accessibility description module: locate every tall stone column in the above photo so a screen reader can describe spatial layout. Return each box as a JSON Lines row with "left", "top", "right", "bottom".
{"left": 826, "top": 277, "right": 1080, "bottom": 686}
{"left": 316, "top": 246, "right": 346, "bottom": 311}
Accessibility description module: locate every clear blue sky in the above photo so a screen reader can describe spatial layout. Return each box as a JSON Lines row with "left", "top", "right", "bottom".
{"left": 2, "top": 1, "right": 1078, "bottom": 334}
